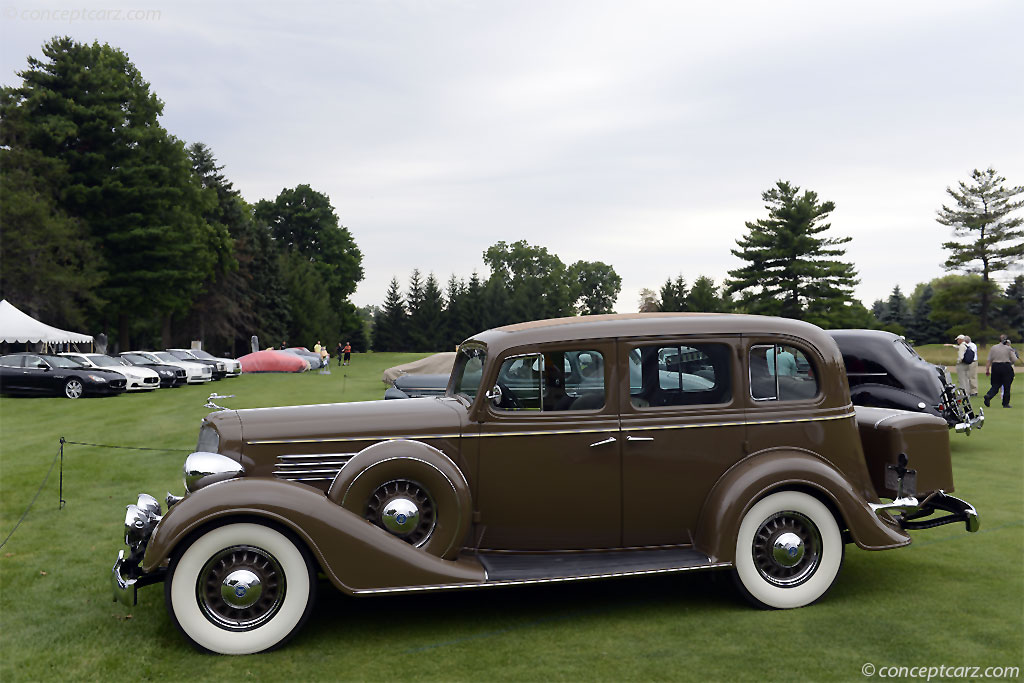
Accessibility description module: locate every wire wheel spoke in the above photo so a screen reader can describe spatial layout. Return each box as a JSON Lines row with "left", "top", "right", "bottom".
{"left": 196, "top": 545, "right": 285, "bottom": 631}
{"left": 366, "top": 479, "right": 436, "bottom": 547}
{"left": 751, "top": 511, "right": 822, "bottom": 588}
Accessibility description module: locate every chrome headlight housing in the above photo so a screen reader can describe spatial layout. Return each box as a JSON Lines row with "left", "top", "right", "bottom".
{"left": 184, "top": 451, "right": 243, "bottom": 493}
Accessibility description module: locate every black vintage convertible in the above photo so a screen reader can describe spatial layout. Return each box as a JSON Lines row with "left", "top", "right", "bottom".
{"left": 0, "top": 352, "right": 127, "bottom": 399}
{"left": 828, "top": 329, "right": 984, "bottom": 434}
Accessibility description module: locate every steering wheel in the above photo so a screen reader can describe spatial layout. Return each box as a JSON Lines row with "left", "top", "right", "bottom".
{"left": 496, "top": 382, "right": 523, "bottom": 410}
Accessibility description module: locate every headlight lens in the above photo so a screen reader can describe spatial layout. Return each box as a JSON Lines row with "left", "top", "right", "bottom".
{"left": 87, "top": 374, "right": 107, "bottom": 382}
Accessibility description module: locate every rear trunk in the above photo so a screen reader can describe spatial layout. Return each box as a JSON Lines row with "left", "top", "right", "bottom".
{"left": 855, "top": 406, "right": 954, "bottom": 498}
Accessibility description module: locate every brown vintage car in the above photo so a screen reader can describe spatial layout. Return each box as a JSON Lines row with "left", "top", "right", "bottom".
{"left": 112, "top": 314, "right": 979, "bottom": 654}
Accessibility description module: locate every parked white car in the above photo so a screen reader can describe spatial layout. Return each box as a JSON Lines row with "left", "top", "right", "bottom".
{"left": 168, "top": 348, "right": 242, "bottom": 378}
{"left": 127, "top": 351, "right": 212, "bottom": 384}
{"left": 60, "top": 353, "right": 161, "bottom": 391}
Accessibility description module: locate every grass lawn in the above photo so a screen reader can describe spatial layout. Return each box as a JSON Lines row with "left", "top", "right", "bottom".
{"left": 1, "top": 351, "right": 1022, "bottom": 681}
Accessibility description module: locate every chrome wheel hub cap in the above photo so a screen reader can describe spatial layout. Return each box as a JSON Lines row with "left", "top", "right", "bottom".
{"left": 220, "top": 569, "right": 262, "bottom": 609}
{"left": 772, "top": 532, "right": 805, "bottom": 567}
{"left": 752, "top": 511, "right": 822, "bottom": 587}
{"left": 197, "top": 545, "right": 284, "bottom": 631}
{"left": 382, "top": 497, "right": 421, "bottom": 535}
{"left": 366, "top": 479, "right": 436, "bottom": 547}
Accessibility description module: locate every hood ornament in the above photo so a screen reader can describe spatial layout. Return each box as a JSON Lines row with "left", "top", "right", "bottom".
{"left": 204, "top": 393, "right": 236, "bottom": 411}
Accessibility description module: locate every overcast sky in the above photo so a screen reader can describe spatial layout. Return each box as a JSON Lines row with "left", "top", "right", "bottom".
{"left": 3, "top": 1, "right": 1022, "bottom": 313}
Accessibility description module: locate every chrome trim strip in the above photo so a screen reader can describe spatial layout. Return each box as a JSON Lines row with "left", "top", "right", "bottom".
{"left": 350, "top": 561, "right": 732, "bottom": 595}
{"left": 248, "top": 412, "right": 856, "bottom": 445}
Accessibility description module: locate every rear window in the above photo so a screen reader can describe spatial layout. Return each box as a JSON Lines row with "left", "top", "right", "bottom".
{"left": 749, "top": 344, "right": 818, "bottom": 401}
{"left": 629, "top": 343, "right": 732, "bottom": 408}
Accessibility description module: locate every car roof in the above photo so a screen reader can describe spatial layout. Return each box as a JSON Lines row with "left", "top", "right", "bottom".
{"left": 467, "top": 313, "right": 839, "bottom": 359}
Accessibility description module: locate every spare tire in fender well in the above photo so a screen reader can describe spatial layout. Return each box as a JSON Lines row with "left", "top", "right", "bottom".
{"left": 327, "top": 440, "right": 472, "bottom": 560}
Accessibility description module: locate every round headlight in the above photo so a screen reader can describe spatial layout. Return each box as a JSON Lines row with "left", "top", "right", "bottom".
{"left": 184, "top": 451, "right": 243, "bottom": 493}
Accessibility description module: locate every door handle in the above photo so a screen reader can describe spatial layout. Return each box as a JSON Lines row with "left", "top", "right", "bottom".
{"left": 589, "top": 437, "right": 617, "bottom": 448}
{"left": 626, "top": 435, "right": 654, "bottom": 442}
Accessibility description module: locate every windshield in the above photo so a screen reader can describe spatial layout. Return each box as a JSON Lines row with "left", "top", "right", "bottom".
{"left": 45, "top": 355, "right": 85, "bottom": 369}
{"left": 451, "top": 345, "right": 486, "bottom": 400}
{"left": 895, "top": 338, "right": 923, "bottom": 361}
{"left": 153, "top": 352, "right": 180, "bottom": 363}
{"left": 121, "top": 353, "right": 149, "bottom": 365}
{"left": 189, "top": 349, "right": 216, "bottom": 360}
{"left": 88, "top": 355, "right": 122, "bottom": 368}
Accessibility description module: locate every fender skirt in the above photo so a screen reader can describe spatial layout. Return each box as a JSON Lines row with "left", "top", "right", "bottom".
{"left": 143, "top": 478, "right": 486, "bottom": 594}
{"left": 694, "top": 450, "right": 911, "bottom": 564}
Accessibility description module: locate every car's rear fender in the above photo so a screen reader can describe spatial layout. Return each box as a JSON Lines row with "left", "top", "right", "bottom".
{"left": 143, "top": 478, "right": 486, "bottom": 593}
{"left": 694, "top": 449, "right": 910, "bottom": 564}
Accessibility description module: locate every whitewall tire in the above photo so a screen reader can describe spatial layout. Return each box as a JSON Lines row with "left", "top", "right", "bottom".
{"left": 733, "top": 490, "right": 843, "bottom": 609}
{"left": 165, "top": 522, "right": 316, "bottom": 654}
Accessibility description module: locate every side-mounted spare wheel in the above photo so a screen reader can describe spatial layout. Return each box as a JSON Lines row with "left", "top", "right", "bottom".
{"left": 732, "top": 490, "right": 844, "bottom": 609}
{"left": 165, "top": 522, "right": 317, "bottom": 655}
{"left": 328, "top": 441, "right": 472, "bottom": 560}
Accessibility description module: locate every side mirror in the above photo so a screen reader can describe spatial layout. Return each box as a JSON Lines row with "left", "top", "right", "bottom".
{"left": 485, "top": 384, "right": 502, "bottom": 406}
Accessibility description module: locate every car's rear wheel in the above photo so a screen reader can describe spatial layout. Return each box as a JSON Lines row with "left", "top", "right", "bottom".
{"left": 732, "top": 490, "right": 843, "bottom": 609}
{"left": 165, "top": 522, "right": 316, "bottom": 654}
{"left": 64, "top": 378, "right": 83, "bottom": 399}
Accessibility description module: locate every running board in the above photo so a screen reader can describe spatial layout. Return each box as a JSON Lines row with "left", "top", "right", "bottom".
{"left": 478, "top": 547, "right": 728, "bottom": 583}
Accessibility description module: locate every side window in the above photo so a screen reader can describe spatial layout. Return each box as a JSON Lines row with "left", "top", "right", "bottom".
{"left": 0, "top": 355, "right": 22, "bottom": 368}
{"left": 750, "top": 344, "right": 819, "bottom": 401}
{"left": 494, "top": 349, "right": 605, "bottom": 412}
{"left": 630, "top": 343, "right": 732, "bottom": 408}
{"left": 24, "top": 355, "right": 46, "bottom": 369}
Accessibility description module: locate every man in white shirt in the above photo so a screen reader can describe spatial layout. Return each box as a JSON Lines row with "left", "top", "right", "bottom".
{"left": 964, "top": 335, "right": 979, "bottom": 396}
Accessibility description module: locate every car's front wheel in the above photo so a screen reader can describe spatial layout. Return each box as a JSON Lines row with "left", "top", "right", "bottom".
{"left": 64, "top": 378, "right": 84, "bottom": 399}
{"left": 732, "top": 490, "right": 843, "bottom": 609}
{"left": 165, "top": 522, "right": 316, "bottom": 654}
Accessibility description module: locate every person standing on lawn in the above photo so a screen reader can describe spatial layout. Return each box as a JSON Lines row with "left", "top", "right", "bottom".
{"left": 336, "top": 341, "right": 344, "bottom": 366}
{"left": 983, "top": 335, "right": 1020, "bottom": 408}
{"left": 965, "top": 335, "right": 980, "bottom": 396}
{"left": 343, "top": 341, "right": 352, "bottom": 366}
{"left": 945, "top": 334, "right": 972, "bottom": 395}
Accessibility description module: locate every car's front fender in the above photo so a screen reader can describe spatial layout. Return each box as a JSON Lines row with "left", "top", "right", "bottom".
{"left": 143, "top": 478, "right": 485, "bottom": 594}
{"left": 694, "top": 449, "right": 911, "bottom": 564}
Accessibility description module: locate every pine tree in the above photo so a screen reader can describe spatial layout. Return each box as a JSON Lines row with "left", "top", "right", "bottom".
{"left": 728, "top": 180, "right": 858, "bottom": 326}
{"left": 883, "top": 285, "right": 911, "bottom": 329}
{"left": 373, "top": 277, "right": 407, "bottom": 351}
{"left": 906, "top": 284, "right": 945, "bottom": 345}
{"left": 412, "top": 273, "right": 445, "bottom": 351}
{"left": 659, "top": 276, "right": 688, "bottom": 312}
{"left": 936, "top": 167, "right": 1024, "bottom": 333}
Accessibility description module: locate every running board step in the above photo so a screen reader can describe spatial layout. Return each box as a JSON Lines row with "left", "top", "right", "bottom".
{"left": 478, "top": 547, "right": 725, "bottom": 583}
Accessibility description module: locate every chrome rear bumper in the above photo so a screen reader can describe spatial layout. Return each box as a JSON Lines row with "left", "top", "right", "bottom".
{"left": 871, "top": 490, "right": 980, "bottom": 533}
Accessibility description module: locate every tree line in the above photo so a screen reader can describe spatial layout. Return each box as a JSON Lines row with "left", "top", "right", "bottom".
{"left": 4, "top": 39, "right": 1021, "bottom": 356}
{"left": 0, "top": 37, "right": 365, "bottom": 355}
{"left": 371, "top": 241, "right": 621, "bottom": 352}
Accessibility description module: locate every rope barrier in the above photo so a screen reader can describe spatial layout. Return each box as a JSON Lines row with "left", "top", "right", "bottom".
{"left": 0, "top": 436, "right": 191, "bottom": 550}
{"left": 0, "top": 442, "right": 61, "bottom": 550}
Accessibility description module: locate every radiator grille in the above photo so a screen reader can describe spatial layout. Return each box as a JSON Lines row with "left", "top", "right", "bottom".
{"left": 272, "top": 453, "right": 355, "bottom": 482}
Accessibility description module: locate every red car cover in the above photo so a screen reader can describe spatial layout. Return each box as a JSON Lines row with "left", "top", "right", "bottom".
{"left": 238, "top": 350, "right": 309, "bottom": 373}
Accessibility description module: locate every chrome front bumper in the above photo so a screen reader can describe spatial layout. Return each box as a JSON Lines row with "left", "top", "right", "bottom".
{"left": 870, "top": 490, "right": 980, "bottom": 533}
{"left": 954, "top": 408, "right": 984, "bottom": 434}
{"left": 111, "top": 492, "right": 172, "bottom": 605}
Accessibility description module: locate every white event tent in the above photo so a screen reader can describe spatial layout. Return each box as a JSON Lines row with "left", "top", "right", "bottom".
{"left": 0, "top": 299, "right": 93, "bottom": 347}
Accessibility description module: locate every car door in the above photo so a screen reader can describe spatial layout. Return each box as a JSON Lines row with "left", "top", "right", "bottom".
{"left": 473, "top": 342, "right": 622, "bottom": 550}
{"left": 0, "top": 355, "right": 28, "bottom": 392}
{"left": 18, "top": 355, "right": 57, "bottom": 393}
{"left": 618, "top": 337, "right": 747, "bottom": 547}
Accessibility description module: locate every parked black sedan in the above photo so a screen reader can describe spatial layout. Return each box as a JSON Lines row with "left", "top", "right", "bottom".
{"left": 828, "top": 329, "right": 984, "bottom": 434}
{"left": 0, "top": 353, "right": 127, "bottom": 399}
{"left": 118, "top": 352, "right": 187, "bottom": 388}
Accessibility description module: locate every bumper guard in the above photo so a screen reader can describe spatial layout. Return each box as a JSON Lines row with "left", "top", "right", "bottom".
{"left": 870, "top": 490, "right": 980, "bottom": 533}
